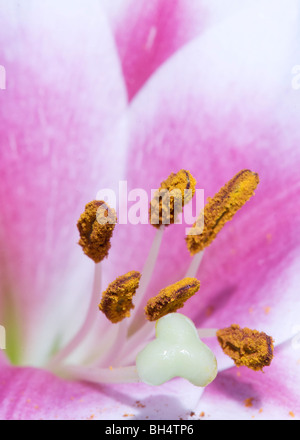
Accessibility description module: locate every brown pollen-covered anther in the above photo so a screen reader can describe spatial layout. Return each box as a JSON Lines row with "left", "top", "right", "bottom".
{"left": 186, "top": 169, "right": 259, "bottom": 255}
{"left": 77, "top": 200, "right": 117, "bottom": 263}
{"left": 99, "top": 271, "right": 141, "bottom": 323}
{"left": 150, "top": 169, "right": 196, "bottom": 228}
{"left": 145, "top": 277, "right": 200, "bottom": 321}
{"left": 216, "top": 324, "right": 274, "bottom": 371}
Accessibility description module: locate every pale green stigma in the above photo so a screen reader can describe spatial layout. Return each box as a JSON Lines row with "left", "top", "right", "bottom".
{"left": 136, "top": 313, "right": 217, "bottom": 387}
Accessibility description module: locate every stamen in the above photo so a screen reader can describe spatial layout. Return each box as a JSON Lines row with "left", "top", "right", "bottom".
{"left": 216, "top": 324, "right": 274, "bottom": 371}
{"left": 77, "top": 200, "right": 117, "bottom": 263}
{"left": 197, "top": 328, "right": 218, "bottom": 338}
{"left": 47, "top": 262, "right": 102, "bottom": 368}
{"left": 150, "top": 169, "right": 196, "bottom": 228}
{"left": 186, "top": 169, "right": 259, "bottom": 255}
{"left": 99, "top": 271, "right": 141, "bottom": 323}
{"left": 127, "top": 227, "right": 165, "bottom": 334}
{"left": 65, "top": 365, "right": 140, "bottom": 384}
{"left": 136, "top": 313, "right": 217, "bottom": 387}
{"left": 114, "top": 321, "right": 155, "bottom": 366}
{"left": 185, "top": 250, "right": 205, "bottom": 278}
{"left": 145, "top": 277, "right": 200, "bottom": 321}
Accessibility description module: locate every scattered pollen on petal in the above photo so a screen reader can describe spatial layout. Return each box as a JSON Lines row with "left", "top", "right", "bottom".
{"left": 77, "top": 200, "right": 117, "bottom": 263}
{"left": 149, "top": 169, "right": 196, "bottom": 228}
{"left": 145, "top": 277, "right": 200, "bottom": 321}
{"left": 99, "top": 271, "right": 142, "bottom": 323}
{"left": 244, "top": 397, "right": 254, "bottom": 408}
{"left": 216, "top": 324, "right": 274, "bottom": 371}
{"left": 186, "top": 169, "right": 259, "bottom": 255}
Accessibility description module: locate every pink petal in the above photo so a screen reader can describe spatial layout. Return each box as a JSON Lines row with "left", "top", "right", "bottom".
{"left": 0, "top": 364, "right": 204, "bottom": 420}
{"left": 103, "top": 0, "right": 259, "bottom": 100}
{"left": 105, "top": 0, "right": 266, "bottom": 101}
{"left": 102, "top": 0, "right": 206, "bottom": 100}
{"left": 197, "top": 341, "right": 300, "bottom": 420}
{"left": 0, "top": 0, "right": 127, "bottom": 364}
{"left": 111, "top": 1, "right": 300, "bottom": 346}
{"left": 0, "top": 351, "right": 8, "bottom": 366}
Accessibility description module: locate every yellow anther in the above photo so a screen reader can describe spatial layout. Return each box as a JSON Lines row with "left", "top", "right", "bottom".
{"left": 150, "top": 169, "right": 196, "bottom": 228}
{"left": 77, "top": 200, "right": 117, "bottom": 263}
{"left": 216, "top": 324, "right": 274, "bottom": 371}
{"left": 145, "top": 277, "right": 200, "bottom": 321}
{"left": 99, "top": 271, "right": 141, "bottom": 323}
{"left": 186, "top": 169, "right": 259, "bottom": 255}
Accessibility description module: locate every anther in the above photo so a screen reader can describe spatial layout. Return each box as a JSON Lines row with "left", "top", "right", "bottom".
{"left": 150, "top": 169, "right": 196, "bottom": 228}
{"left": 77, "top": 200, "right": 117, "bottom": 263}
{"left": 216, "top": 324, "right": 274, "bottom": 371}
{"left": 186, "top": 170, "right": 259, "bottom": 255}
{"left": 145, "top": 277, "right": 200, "bottom": 321}
{"left": 99, "top": 271, "right": 142, "bottom": 323}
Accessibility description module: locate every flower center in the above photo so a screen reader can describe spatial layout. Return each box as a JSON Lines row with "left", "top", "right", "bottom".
{"left": 46, "top": 169, "right": 273, "bottom": 387}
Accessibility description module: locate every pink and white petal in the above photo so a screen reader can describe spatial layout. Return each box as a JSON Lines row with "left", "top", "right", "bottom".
{"left": 111, "top": 1, "right": 300, "bottom": 343}
{"left": 0, "top": 351, "right": 8, "bottom": 367}
{"left": 0, "top": 0, "right": 128, "bottom": 365}
{"left": 197, "top": 341, "right": 300, "bottom": 420}
{"left": 0, "top": 365, "right": 203, "bottom": 420}
{"left": 101, "top": 0, "right": 206, "bottom": 100}
{"left": 102, "top": 0, "right": 256, "bottom": 100}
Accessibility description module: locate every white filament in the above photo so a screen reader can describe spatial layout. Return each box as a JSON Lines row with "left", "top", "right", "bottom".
{"left": 47, "top": 262, "right": 102, "bottom": 368}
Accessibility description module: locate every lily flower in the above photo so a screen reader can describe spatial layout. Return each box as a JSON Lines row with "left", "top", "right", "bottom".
{"left": 0, "top": 0, "right": 300, "bottom": 420}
